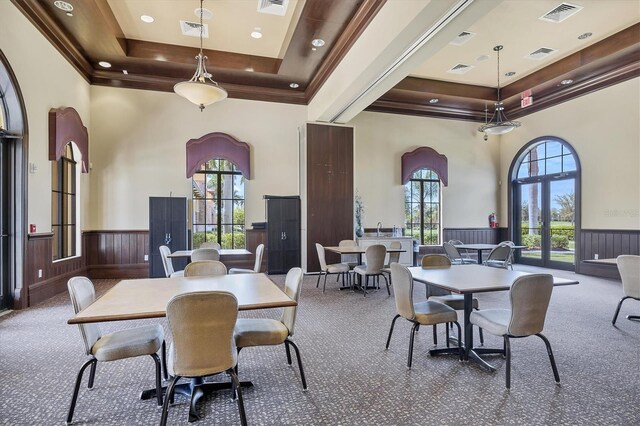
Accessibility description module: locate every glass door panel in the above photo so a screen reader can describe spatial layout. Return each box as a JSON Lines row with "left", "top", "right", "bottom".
{"left": 519, "top": 182, "right": 542, "bottom": 263}
{"left": 549, "top": 178, "right": 575, "bottom": 266}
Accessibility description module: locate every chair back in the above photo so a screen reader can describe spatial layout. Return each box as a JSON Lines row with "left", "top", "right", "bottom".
{"left": 486, "top": 244, "right": 513, "bottom": 268}
{"left": 448, "top": 239, "right": 464, "bottom": 245}
{"left": 184, "top": 260, "right": 227, "bottom": 277}
{"left": 191, "top": 248, "right": 220, "bottom": 261}
{"left": 166, "top": 291, "right": 238, "bottom": 377}
{"left": 315, "top": 243, "right": 328, "bottom": 271}
{"left": 200, "top": 242, "right": 221, "bottom": 250}
{"left": 338, "top": 239, "right": 359, "bottom": 264}
{"left": 159, "top": 245, "right": 175, "bottom": 277}
{"left": 390, "top": 263, "right": 415, "bottom": 320}
{"left": 67, "top": 277, "right": 102, "bottom": 356}
{"left": 421, "top": 254, "right": 451, "bottom": 268}
{"left": 387, "top": 241, "right": 402, "bottom": 265}
{"left": 364, "top": 244, "right": 386, "bottom": 273}
{"left": 252, "top": 244, "right": 265, "bottom": 272}
{"left": 617, "top": 255, "right": 640, "bottom": 299}
{"left": 443, "top": 241, "right": 463, "bottom": 263}
{"left": 281, "top": 267, "right": 303, "bottom": 336}
{"left": 508, "top": 274, "right": 553, "bottom": 336}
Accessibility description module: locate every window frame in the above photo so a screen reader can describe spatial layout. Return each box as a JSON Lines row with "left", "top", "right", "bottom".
{"left": 405, "top": 168, "right": 442, "bottom": 245}
{"left": 51, "top": 143, "right": 77, "bottom": 260}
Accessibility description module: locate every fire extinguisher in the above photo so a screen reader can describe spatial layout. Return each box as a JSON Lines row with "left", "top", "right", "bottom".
{"left": 489, "top": 213, "right": 496, "bottom": 228}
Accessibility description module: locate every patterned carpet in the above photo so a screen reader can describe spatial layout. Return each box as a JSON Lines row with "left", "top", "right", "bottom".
{"left": 0, "top": 265, "right": 638, "bottom": 425}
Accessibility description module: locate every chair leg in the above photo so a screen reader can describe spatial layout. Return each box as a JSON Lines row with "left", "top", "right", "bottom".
{"left": 66, "top": 358, "right": 96, "bottom": 425}
{"left": 612, "top": 296, "right": 630, "bottom": 325}
{"left": 453, "top": 321, "right": 463, "bottom": 361}
{"left": 285, "top": 341, "right": 292, "bottom": 365}
{"left": 504, "top": 335, "right": 511, "bottom": 389}
{"left": 322, "top": 272, "right": 328, "bottom": 294}
{"left": 473, "top": 308, "right": 484, "bottom": 346}
{"left": 150, "top": 353, "right": 163, "bottom": 406}
{"left": 432, "top": 325, "right": 437, "bottom": 345}
{"left": 408, "top": 322, "right": 420, "bottom": 369}
{"left": 161, "top": 340, "right": 168, "bottom": 381}
{"left": 285, "top": 339, "right": 308, "bottom": 390}
{"left": 235, "top": 347, "right": 242, "bottom": 375}
{"left": 385, "top": 314, "right": 401, "bottom": 349}
{"left": 228, "top": 369, "right": 248, "bottom": 426}
{"left": 536, "top": 333, "right": 560, "bottom": 384}
{"left": 382, "top": 274, "right": 390, "bottom": 296}
{"left": 160, "top": 375, "right": 180, "bottom": 426}
{"left": 316, "top": 272, "right": 321, "bottom": 288}
{"left": 87, "top": 361, "right": 97, "bottom": 389}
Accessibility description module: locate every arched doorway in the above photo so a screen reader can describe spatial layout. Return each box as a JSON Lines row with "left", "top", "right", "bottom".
{"left": 509, "top": 137, "right": 581, "bottom": 271}
{"left": 0, "top": 50, "right": 27, "bottom": 310}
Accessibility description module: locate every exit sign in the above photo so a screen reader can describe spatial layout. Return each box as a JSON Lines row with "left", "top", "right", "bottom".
{"left": 521, "top": 96, "right": 533, "bottom": 108}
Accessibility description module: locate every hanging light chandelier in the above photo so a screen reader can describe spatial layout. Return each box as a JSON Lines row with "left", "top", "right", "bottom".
{"left": 174, "top": 0, "right": 227, "bottom": 111}
{"left": 478, "top": 45, "right": 521, "bottom": 135}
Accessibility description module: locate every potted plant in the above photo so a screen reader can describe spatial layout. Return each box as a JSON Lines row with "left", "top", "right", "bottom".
{"left": 355, "top": 192, "right": 364, "bottom": 237}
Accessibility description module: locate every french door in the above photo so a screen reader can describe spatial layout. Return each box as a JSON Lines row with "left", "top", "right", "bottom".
{"left": 0, "top": 137, "right": 10, "bottom": 310}
{"left": 514, "top": 176, "right": 576, "bottom": 270}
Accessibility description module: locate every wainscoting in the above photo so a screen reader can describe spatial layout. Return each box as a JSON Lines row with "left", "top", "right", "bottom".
{"left": 417, "top": 228, "right": 505, "bottom": 263}
{"left": 577, "top": 229, "right": 640, "bottom": 279}
{"left": 84, "top": 230, "right": 149, "bottom": 279}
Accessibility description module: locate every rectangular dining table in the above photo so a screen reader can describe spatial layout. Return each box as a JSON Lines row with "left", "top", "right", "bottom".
{"left": 68, "top": 273, "right": 295, "bottom": 422}
{"left": 409, "top": 265, "right": 578, "bottom": 371}
{"left": 323, "top": 246, "right": 405, "bottom": 265}
{"left": 455, "top": 243, "right": 525, "bottom": 264}
{"left": 167, "top": 248, "right": 252, "bottom": 258}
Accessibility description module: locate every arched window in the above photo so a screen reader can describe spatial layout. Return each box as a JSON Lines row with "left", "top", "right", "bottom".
{"left": 405, "top": 168, "right": 441, "bottom": 245}
{"left": 192, "top": 159, "right": 245, "bottom": 249}
{"left": 52, "top": 143, "right": 80, "bottom": 260}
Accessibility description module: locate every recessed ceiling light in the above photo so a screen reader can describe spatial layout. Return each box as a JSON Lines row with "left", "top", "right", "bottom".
{"left": 53, "top": 1, "right": 73, "bottom": 12}
{"left": 251, "top": 28, "right": 262, "bottom": 39}
{"left": 122, "top": 70, "right": 128, "bottom": 75}
{"left": 311, "top": 39, "right": 325, "bottom": 48}
{"left": 140, "top": 15, "right": 154, "bottom": 23}
{"left": 429, "top": 98, "right": 439, "bottom": 104}
{"left": 560, "top": 79, "right": 573, "bottom": 85}
{"left": 98, "top": 61, "right": 111, "bottom": 68}
{"left": 289, "top": 83, "right": 299, "bottom": 89}
{"left": 578, "top": 32, "right": 592, "bottom": 40}
{"left": 505, "top": 71, "right": 516, "bottom": 77}
{"left": 194, "top": 7, "right": 213, "bottom": 20}
{"left": 476, "top": 55, "right": 489, "bottom": 62}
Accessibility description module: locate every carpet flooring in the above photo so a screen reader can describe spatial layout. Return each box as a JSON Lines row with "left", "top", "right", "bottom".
{"left": 0, "top": 265, "right": 638, "bottom": 425}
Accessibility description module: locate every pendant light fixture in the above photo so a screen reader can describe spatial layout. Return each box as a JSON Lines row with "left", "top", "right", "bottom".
{"left": 174, "top": 0, "right": 227, "bottom": 111}
{"left": 478, "top": 45, "right": 521, "bottom": 135}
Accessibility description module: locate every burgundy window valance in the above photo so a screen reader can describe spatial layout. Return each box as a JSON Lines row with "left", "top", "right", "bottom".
{"left": 49, "top": 107, "right": 89, "bottom": 173}
{"left": 186, "top": 132, "right": 251, "bottom": 179}
{"left": 401, "top": 146, "right": 448, "bottom": 186}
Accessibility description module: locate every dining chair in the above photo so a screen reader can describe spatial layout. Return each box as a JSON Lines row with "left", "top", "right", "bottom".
{"left": 354, "top": 244, "right": 389, "bottom": 296}
{"left": 315, "top": 243, "right": 350, "bottom": 293}
{"left": 469, "top": 273, "right": 560, "bottom": 389}
{"left": 448, "top": 239, "right": 472, "bottom": 261}
{"left": 443, "top": 241, "right": 475, "bottom": 265}
{"left": 499, "top": 240, "right": 516, "bottom": 269}
{"left": 229, "top": 244, "right": 264, "bottom": 274}
{"left": 483, "top": 244, "right": 514, "bottom": 269}
{"left": 612, "top": 255, "right": 640, "bottom": 325}
{"left": 338, "top": 239, "right": 359, "bottom": 269}
{"left": 161, "top": 291, "right": 247, "bottom": 426}
{"left": 422, "top": 255, "right": 483, "bottom": 346}
{"left": 191, "top": 247, "right": 220, "bottom": 261}
{"left": 200, "top": 241, "right": 222, "bottom": 250}
{"left": 184, "top": 260, "right": 227, "bottom": 277}
{"left": 159, "top": 245, "right": 184, "bottom": 277}
{"left": 66, "top": 277, "right": 166, "bottom": 424}
{"left": 381, "top": 241, "right": 402, "bottom": 285}
{"left": 385, "top": 263, "right": 462, "bottom": 369}
{"left": 235, "top": 267, "right": 307, "bottom": 390}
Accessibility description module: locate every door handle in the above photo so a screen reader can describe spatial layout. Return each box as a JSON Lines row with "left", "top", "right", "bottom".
{"left": 282, "top": 231, "right": 287, "bottom": 240}
{"left": 165, "top": 233, "right": 172, "bottom": 245}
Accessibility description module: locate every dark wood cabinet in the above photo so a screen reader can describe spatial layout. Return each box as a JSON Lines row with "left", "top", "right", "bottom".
{"left": 149, "top": 197, "right": 188, "bottom": 278}
{"left": 265, "top": 196, "right": 300, "bottom": 274}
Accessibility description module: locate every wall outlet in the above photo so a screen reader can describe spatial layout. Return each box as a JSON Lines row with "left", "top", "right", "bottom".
{"left": 144, "top": 254, "right": 149, "bottom": 261}
{"left": 38, "top": 269, "right": 42, "bottom": 278}
{"left": 594, "top": 254, "right": 599, "bottom": 260}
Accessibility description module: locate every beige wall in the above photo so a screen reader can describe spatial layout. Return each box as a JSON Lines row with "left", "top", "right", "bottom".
{"left": 349, "top": 112, "right": 500, "bottom": 229}
{"left": 89, "top": 86, "right": 306, "bottom": 229}
{"left": 499, "top": 77, "right": 640, "bottom": 230}
{"left": 0, "top": 2, "right": 91, "bottom": 233}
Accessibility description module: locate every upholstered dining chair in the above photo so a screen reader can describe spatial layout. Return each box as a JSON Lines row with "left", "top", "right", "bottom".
{"left": 422, "top": 255, "right": 484, "bottom": 346}
{"left": 338, "top": 239, "right": 359, "bottom": 269}
{"left": 443, "top": 241, "right": 476, "bottom": 265}
{"left": 483, "top": 244, "right": 514, "bottom": 269}
{"left": 191, "top": 247, "right": 220, "bottom": 261}
{"left": 381, "top": 241, "right": 402, "bottom": 285}
{"left": 159, "top": 245, "right": 184, "bottom": 277}
{"left": 315, "top": 243, "right": 350, "bottom": 293}
{"left": 200, "top": 241, "right": 222, "bottom": 250}
{"left": 612, "top": 255, "right": 640, "bottom": 325}
{"left": 235, "top": 267, "right": 307, "bottom": 390}
{"left": 161, "top": 291, "right": 247, "bottom": 426}
{"left": 184, "top": 260, "right": 227, "bottom": 277}
{"left": 66, "top": 277, "right": 166, "bottom": 424}
{"left": 469, "top": 273, "right": 560, "bottom": 389}
{"left": 229, "top": 244, "right": 264, "bottom": 274}
{"left": 354, "top": 244, "right": 389, "bottom": 296}
{"left": 385, "top": 263, "right": 462, "bottom": 369}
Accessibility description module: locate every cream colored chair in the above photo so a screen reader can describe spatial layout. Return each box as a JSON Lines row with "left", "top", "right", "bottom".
{"left": 448, "top": 239, "right": 472, "bottom": 261}
{"left": 159, "top": 245, "right": 184, "bottom": 277}
{"left": 354, "top": 244, "right": 389, "bottom": 296}
{"left": 66, "top": 277, "right": 165, "bottom": 425}
{"left": 235, "top": 267, "right": 307, "bottom": 390}
{"left": 229, "top": 244, "right": 264, "bottom": 274}
{"left": 315, "top": 243, "right": 349, "bottom": 293}
{"left": 191, "top": 247, "right": 220, "bottom": 261}
{"left": 470, "top": 274, "right": 559, "bottom": 389}
{"left": 200, "top": 241, "right": 221, "bottom": 250}
{"left": 338, "top": 239, "right": 359, "bottom": 269}
{"left": 385, "top": 263, "right": 462, "bottom": 368}
{"left": 483, "top": 243, "right": 514, "bottom": 269}
{"left": 443, "top": 241, "right": 476, "bottom": 265}
{"left": 160, "top": 291, "right": 246, "bottom": 426}
{"left": 184, "top": 260, "right": 227, "bottom": 277}
{"left": 381, "top": 241, "right": 402, "bottom": 285}
{"left": 612, "top": 255, "right": 640, "bottom": 325}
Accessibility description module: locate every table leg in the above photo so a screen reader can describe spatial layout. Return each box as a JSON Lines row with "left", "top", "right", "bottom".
{"left": 476, "top": 250, "right": 483, "bottom": 264}
{"left": 463, "top": 294, "right": 473, "bottom": 360}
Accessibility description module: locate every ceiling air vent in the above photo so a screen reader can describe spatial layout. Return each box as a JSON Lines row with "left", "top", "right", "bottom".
{"left": 539, "top": 3, "right": 583, "bottom": 23}
{"left": 257, "top": 0, "right": 289, "bottom": 16}
{"left": 180, "top": 21, "right": 209, "bottom": 38}
{"left": 450, "top": 31, "right": 476, "bottom": 46}
{"left": 447, "top": 63, "right": 474, "bottom": 75}
{"left": 526, "top": 47, "right": 557, "bottom": 60}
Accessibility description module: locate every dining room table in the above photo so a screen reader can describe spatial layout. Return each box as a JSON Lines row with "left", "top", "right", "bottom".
{"left": 409, "top": 264, "right": 579, "bottom": 371}
{"left": 454, "top": 243, "right": 526, "bottom": 264}
{"left": 324, "top": 245, "right": 406, "bottom": 290}
{"left": 167, "top": 248, "right": 252, "bottom": 258}
{"left": 68, "top": 273, "right": 295, "bottom": 422}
